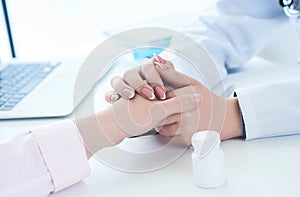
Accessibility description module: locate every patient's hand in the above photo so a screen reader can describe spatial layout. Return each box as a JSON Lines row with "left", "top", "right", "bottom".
{"left": 76, "top": 92, "right": 200, "bottom": 158}
{"left": 106, "top": 56, "right": 170, "bottom": 102}
{"left": 110, "top": 93, "right": 201, "bottom": 138}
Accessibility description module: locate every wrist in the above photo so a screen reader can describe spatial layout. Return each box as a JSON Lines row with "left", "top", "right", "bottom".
{"left": 96, "top": 107, "right": 129, "bottom": 145}
{"left": 220, "top": 98, "right": 243, "bottom": 140}
{"left": 75, "top": 107, "right": 128, "bottom": 159}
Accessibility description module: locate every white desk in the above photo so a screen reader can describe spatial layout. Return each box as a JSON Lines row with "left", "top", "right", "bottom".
{"left": 1, "top": 57, "right": 300, "bottom": 197}
{"left": 50, "top": 135, "right": 300, "bottom": 197}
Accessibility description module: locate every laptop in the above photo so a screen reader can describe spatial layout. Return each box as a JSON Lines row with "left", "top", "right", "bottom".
{"left": 0, "top": 0, "right": 88, "bottom": 119}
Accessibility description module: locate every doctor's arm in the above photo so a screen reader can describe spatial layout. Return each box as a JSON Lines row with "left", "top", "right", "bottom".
{"left": 180, "top": 0, "right": 286, "bottom": 77}
{"left": 158, "top": 76, "right": 300, "bottom": 141}
{"left": 108, "top": 58, "right": 300, "bottom": 141}
{"left": 108, "top": 59, "right": 244, "bottom": 144}
{"left": 107, "top": 0, "right": 288, "bottom": 103}
{"left": 234, "top": 79, "right": 300, "bottom": 139}
{"left": 0, "top": 95, "right": 200, "bottom": 196}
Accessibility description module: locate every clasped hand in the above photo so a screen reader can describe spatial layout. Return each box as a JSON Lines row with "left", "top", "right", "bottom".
{"left": 105, "top": 55, "right": 243, "bottom": 145}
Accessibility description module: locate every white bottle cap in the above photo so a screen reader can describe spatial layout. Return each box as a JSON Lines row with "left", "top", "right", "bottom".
{"left": 191, "top": 130, "right": 227, "bottom": 188}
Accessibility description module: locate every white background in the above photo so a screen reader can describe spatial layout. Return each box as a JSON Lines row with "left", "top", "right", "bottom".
{"left": 4, "top": 0, "right": 204, "bottom": 59}
{"left": 0, "top": 0, "right": 299, "bottom": 64}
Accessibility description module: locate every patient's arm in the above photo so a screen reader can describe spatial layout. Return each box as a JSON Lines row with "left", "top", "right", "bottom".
{"left": 76, "top": 93, "right": 200, "bottom": 158}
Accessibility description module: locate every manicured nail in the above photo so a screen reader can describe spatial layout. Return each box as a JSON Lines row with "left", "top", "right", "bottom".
{"left": 141, "top": 87, "right": 155, "bottom": 100}
{"left": 154, "top": 86, "right": 166, "bottom": 100}
{"left": 192, "top": 94, "right": 202, "bottom": 106}
{"left": 154, "top": 62, "right": 168, "bottom": 70}
{"left": 110, "top": 94, "right": 120, "bottom": 102}
{"left": 153, "top": 53, "right": 160, "bottom": 62}
{"left": 153, "top": 53, "right": 165, "bottom": 64}
{"left": 156, "top": 55, "right": 165, "bottom": 64}
{"left": 122, "top": 88, "right": 134, "bottom": 99}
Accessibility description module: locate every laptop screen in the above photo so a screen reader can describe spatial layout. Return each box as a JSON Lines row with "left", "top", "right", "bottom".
{"left": 0, "top": 0, "right": 13, "bottom": 60}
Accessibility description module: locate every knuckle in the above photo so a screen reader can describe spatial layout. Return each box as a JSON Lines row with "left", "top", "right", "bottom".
{"left": 111, "top": 76, "right": 122, "bottom": 87}
{"left": 142, "top": 65, "right": 162, "bottom": 85}
{"left": 135, "top": 81, "right": 148, "bottom": 90}
{"left": 141, "top": 62, "right": 153, "bottom": 72}
{"left": 142, "top": 64, "right": 156, "bottom": 76}
{"left": 123, "top": 69, "right": 136, "bottom": 80}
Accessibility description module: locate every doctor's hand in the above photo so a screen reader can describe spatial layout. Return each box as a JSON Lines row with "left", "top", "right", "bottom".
{"left": 151, "top": 67, "right": 243, "bottom": 144}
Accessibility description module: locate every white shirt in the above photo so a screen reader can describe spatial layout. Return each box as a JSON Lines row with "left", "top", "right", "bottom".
{"left": 182, "top": 0, "right": 300, "bottom": 139}
{"left": 0, "top": 120, "right": 91, "bottom": 197}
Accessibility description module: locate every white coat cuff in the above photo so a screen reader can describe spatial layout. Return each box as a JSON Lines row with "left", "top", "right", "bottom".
{"left": 30, "top": 120, "right": 91, "bottom": 192}
{"left": 234, "top": 88, "right": 259, "bottom": 140}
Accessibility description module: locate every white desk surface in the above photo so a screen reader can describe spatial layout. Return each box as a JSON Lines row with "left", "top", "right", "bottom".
{"left": 1, "top": 57, "right": 300, "bottom": 197}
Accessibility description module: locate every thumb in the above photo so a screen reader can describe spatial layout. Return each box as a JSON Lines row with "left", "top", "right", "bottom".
{"left": 149, "top": 94, "right": 201, "bottom": 123}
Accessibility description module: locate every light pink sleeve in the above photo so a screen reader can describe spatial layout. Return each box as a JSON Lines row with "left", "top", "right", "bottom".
{"left": 30, "top": 120, "right": 91, "bottom": 193}
{"left": 0, "top": 119, "right": 91, "bottom": 197}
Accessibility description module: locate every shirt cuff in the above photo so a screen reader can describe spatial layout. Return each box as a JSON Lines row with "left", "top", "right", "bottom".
{"left": 30, "top": 119, "right": 91, "bottom": 193}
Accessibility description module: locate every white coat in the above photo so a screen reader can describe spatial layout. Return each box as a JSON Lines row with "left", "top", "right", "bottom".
{"left": 182, "top": 0, "right": 300, "bottom": 140}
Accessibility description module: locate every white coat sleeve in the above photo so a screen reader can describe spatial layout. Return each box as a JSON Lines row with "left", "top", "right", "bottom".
{"left": 235, "top": 79, "right": 300, "bottom": 140}
{"left": 181, "top": 0, "right": 286, "bottom": 75}
{"left": 0, "top": 120, "right": 91, "bottom": 197}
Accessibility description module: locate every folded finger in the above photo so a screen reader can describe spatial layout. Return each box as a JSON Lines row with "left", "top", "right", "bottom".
{"left": 152, "top": 54, "right": 174, "bottom": 69}
{"left": 141, "top": 61, "right": 166, "bottom": 100}
{"left": 123, "top": 68, "right": 155, "bottom": 100}
{"left": 111, "top": 76, "right": 135, "bottom": 99}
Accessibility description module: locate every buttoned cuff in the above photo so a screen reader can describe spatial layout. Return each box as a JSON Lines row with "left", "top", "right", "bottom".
{"left": 30, "top": 120, "right": 91, "bottom": 192}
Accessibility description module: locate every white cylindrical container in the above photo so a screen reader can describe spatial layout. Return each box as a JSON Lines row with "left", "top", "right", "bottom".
{"left": 191, "top": 130, "right": 227, "bottom": 188}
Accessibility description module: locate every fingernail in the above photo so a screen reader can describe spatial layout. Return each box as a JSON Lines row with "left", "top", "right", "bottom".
{"left": 122, "top": 88, "right": 134, "bottom": 99}
{"left": 110, "top": 94, "right": 120, "bottom": 102}
{"left": 141, "top": 87, "right": 155, "bottom": 100}
{"left": 154, "top": 86, "right": 166, "bottom": 100}
{"left": 156, "top": 55, "right": 165, "bottom": 64}
{"left": 153, "top": 53, "right": 160, "bottom": 62}
{"left": 154, "top": 62, "right": 168, "bottom": 70}
{"left": 153, "top": 53, "right": 165, "bottom": 64}
{"left": 192, "top": 94, "right": 202, "bottom": 106}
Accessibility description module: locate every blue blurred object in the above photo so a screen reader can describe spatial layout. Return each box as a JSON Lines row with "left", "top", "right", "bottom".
{"left": 132, "top": 37, "right": 172, "bottom": 59}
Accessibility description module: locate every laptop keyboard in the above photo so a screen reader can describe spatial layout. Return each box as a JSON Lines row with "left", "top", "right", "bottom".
{"left": 0, "top": 62, "right": 60, "bottom": 111}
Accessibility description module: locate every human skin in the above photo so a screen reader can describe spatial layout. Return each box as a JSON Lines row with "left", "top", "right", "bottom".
{"left": 75, "top": 93, "right": 201, "bottom": 159}
{"left": 107, "top": 56, "right": 243, "bottom": 144}
{"left": 156, "top": 73, "right": 243, "bottom": 144}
